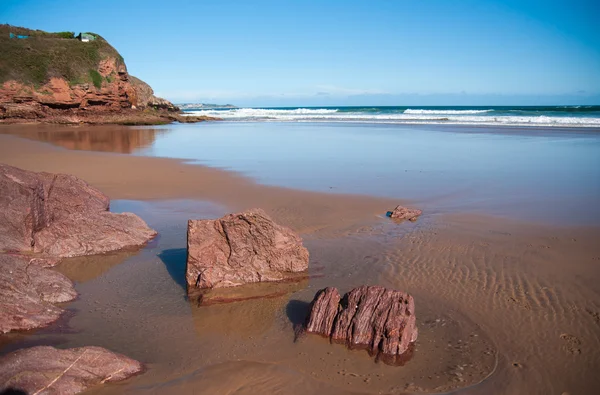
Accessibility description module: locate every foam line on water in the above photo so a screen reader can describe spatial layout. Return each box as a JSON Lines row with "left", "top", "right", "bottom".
{"left": 182, "top": 109, "right": 600, "bottom": 127}
{"left": 403, "top": 109, "right": 493, "bottom": 115}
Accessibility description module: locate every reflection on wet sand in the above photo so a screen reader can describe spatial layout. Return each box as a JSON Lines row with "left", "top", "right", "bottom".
{"left": 0, "top": 124, "right": 165, "bottom": 153}
{"left": 55, "top": 250, "right": 140, "bottom": 283}
{"left": 191, "top": 277, "right": 311, "bottom": 305}
{"left": 191, "top": 280, "right": 308, "bottom": 337}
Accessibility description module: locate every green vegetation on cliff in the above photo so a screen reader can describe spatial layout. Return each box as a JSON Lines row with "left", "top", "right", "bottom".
{"left": 0, "top": 25, "right": 125, "bottom": 87}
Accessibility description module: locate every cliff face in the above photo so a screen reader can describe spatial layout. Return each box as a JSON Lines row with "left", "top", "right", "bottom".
{"left": 1, "top": 57, "right": 136, "bottom": 110}
{"left": 0, "top": 25, "right": 178, "bottom": 122}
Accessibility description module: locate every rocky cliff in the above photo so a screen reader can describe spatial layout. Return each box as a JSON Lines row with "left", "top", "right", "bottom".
{"left": 130, "top": 76, "right": 179, "bottom": 111}
{"left": 0, "top": 25, "right": 184, "bottom": 124}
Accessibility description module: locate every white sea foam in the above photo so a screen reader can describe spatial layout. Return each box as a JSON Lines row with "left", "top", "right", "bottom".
{"left": 183, "top": 108, "right": 600, "bottom": 127}
{"left": 233, "top": 108, "right": 338, "bottom": 115}
{"left": 403, "top": 109, "right": 493, "bottom": 115}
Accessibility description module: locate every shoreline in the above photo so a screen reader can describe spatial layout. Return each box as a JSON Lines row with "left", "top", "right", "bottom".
{"left": 0, "top": 133, "right": 403, "bottom": 235}
{"left": 2, "top": 123, "right": 599, "bottom": 228}
{"left": 2, "top": 130, "right": 599, "bottom": 232}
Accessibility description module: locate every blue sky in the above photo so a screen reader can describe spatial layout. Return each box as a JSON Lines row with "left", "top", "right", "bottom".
{"left": 2, "top": 0, "right": 599, "bottom": 106}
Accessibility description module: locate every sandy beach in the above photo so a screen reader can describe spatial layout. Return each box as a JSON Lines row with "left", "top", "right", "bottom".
{"left": 1, "top": 126, "right": 599, "bottom": 394}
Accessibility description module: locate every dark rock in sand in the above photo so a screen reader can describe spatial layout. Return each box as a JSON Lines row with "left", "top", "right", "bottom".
{"left": 388, "top": 205, "right": 422, "bottom": 221}
{"left": 186, "top": 208, "right": 309, "bottom": 290}
{"left": 0, "top": 164, "right": 156, "bottom": 258}
{"left": 0, "top": 346, "right": 144, "bottom": 394}
{"left": 305, "top": 285, "right": 418, "bottom": 364}
{"left": 0, "top": 254, "right": 76, "bottom": 333}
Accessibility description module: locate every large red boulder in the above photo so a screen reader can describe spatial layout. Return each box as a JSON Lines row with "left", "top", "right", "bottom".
{"left": 305, "top": 286, "right": 418, "bottom": 365}
{"left": 0, "top": 254, "right": 76, "bottom": 333}
{"left": 0, "top": 164, "right": 156, "bottom": 257}
{"left": 0, "top": 346, "right": 144, "bottom": 394}
{"left": 186, "top": 208, "right": 309, "bottom": 290}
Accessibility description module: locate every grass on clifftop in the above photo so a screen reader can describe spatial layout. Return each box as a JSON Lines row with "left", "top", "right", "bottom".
{"left": 0, "top": 24, "right": 125, "bottom": 87}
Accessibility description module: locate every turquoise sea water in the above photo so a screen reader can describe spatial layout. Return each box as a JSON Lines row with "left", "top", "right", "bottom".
{"left": 184, "top": 105, "right": 600, "bottom": 127}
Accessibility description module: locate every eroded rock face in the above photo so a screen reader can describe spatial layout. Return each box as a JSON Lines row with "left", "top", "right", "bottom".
{"left": 0, "top": 59, "right": 135, "bottom": 111}
{"left": 186, "top": 208, "right": 309, "bottom": 290}
{"left": 305, "top": 286, "right": 418, "bottom": 364}
{"left": 0, "top": 165, "right": 49, "bottom": 251}
{"left": 0, "top": 346, "right": 144, "bottom": 394}
{"left": 0, "top": 164, "right": 156, "bottom": 258}
{"left": 130, "top": 75, "right": 179, "bottom": 112}
{"left": 388, "top": 205, "right": 422, "bottom": 221}
{"left": 0, "top": 254, "right": 76, "bottom": 333}
{"left": 0, "top": 58, "right": 179, "bottom": 124}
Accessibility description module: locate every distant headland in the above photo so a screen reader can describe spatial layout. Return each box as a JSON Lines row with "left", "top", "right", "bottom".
{"left": 178, "top": 103, "right": 237, "bottom": 110}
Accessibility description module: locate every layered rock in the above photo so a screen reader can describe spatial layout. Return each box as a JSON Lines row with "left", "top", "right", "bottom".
{"left": 305, "top": 286, "right": 418, "bottom": 364}
{"left": 0, "top": 59, "right": 135, "bottom": 111}
{"left": 388, "top": 205, "right": 422, "bottom": 221}
{"left": 186, "top": 208, "right": 309, "bottom": 290}
{"left": 130, "top": 75, "right": 179, "bottom": 112}
{"left": 0, "top": 346, "right": 143, "bottom": 394}
{"left": 0, "top": 254, "right": 76, "bottom": 333}
{"left": 0, "top": 164, "right": 156, "bottom": 258}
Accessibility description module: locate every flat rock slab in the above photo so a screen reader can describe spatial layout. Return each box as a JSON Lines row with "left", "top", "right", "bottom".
{"left": 186, "top": 208, "right": 309, "bottom": 290}
{"left": 305, "top": 286, "right": 418, "bottom": 365}
{"left": 0, "top": 164, "right": 156, "bottom": 258}
{"left": 0, "top": 254, "right": 76, "bottom": 333}
{"left": 388, "top": 205, "right": 422, "bottom": 221}
{"left": 0, "top": 346, "right": 144, "bottom": 394}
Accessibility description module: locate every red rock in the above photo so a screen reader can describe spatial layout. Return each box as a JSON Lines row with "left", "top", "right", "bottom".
{"left": 34, "top": 211, "right": 157, "bottom": 258}
{"left": 186, "top": 208, "right": 309, "bottom": 290}
{"left": 0, "top": 254, "right": 76, "bottom": 333}
{"left": 388, "top": 205, "right": 422, "bottom": 221}
{"left": 0, "top": 346, "right": 144, "bottom": 394}
{"left": 305, "top": 287, "right": 341, "bottom": 336}
{"left": 37, "top": 172, "right": 110, "bottom": 221}
{"left": 0, "top": 164, "right": 49, "bottom": 251}
{"left": 130, "top": 76, "right": 180, "bottom": 111}
{"left": 0, "top": 164, "right": 156, "bottom": 258}
{"left": 305, "top": 285, "right": 418, "bottom": 364}
{"left": 0, "top": 55, "right": 179, "bottom": 124}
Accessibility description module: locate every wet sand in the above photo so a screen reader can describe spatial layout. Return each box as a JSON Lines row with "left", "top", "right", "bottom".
{"left": 1, "top": 129, "right": 599, "bottom": 394}
{"left": 0, "top": 132, "right": 398, "bottom": 235}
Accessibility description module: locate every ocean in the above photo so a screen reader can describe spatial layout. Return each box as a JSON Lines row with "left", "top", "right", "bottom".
{"left": 183, "top": 105, "right": 600, "bottom": 127}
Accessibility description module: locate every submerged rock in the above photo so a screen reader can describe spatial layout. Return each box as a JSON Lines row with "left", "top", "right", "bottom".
{"left": 0, "top": 254, "right": 76, "bottom": 333}
{"left": 305, "top": 286, "right": 418, "bottom": 365}
{"left": 0, "top": 346, "right": 144, "bottom": 394}
{"left": 186, "top": 208, "right": 309, "bottom": 290}
{"left": 388, "top": 205, "right": 422, "bottom": 221}
{"left": 0, "top": 164, "right": 156, "bottom": 258}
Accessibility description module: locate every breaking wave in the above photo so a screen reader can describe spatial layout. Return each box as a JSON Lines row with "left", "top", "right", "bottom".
{"left": 183, "top": 106, "right": 600, "bottom": 128}
{"left": 403, "top": 109, "right": 493, "bottom": 115}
